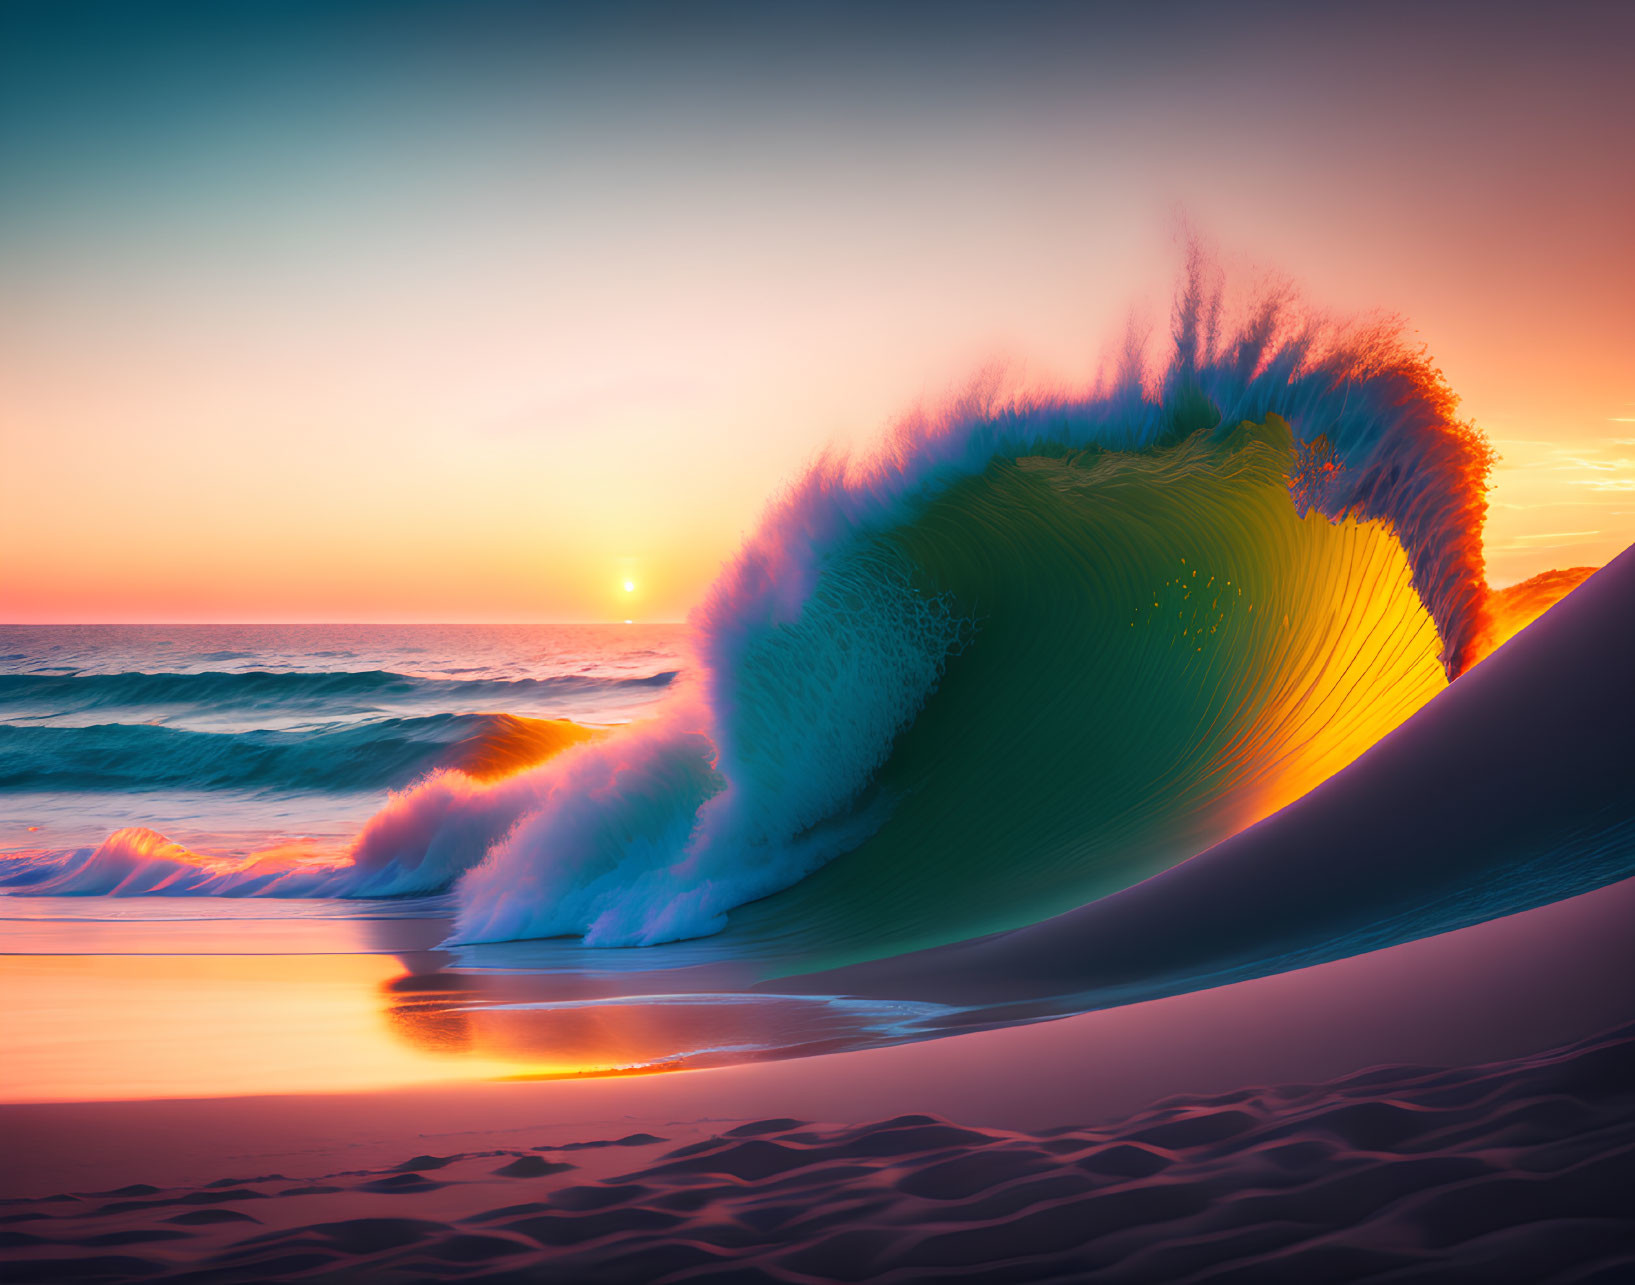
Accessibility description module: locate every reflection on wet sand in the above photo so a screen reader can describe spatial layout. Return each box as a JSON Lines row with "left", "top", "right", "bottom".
{"left": 377, "top": 958, "right": 955, "bottom": 1079}
{"left": 364, "top": 914, "right": 956, "bottom": 1081}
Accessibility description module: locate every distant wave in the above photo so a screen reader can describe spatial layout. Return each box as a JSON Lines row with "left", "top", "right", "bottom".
{"left": 6, "top": 259, "right": 1611, "bottom": 975}
{"left": 0, "top": 668, "right": 676, "bottom": 718}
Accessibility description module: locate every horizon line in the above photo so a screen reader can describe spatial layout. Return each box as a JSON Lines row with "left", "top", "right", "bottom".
{"left": 0, "top": 619, "right": 692, "bottom": 628}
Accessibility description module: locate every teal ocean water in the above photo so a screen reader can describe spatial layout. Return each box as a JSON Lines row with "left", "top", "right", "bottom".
{"left": 0, "top": 623, "right": 684, "bottom": 857}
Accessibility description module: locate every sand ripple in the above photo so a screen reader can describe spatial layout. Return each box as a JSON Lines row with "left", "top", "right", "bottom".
{"left": 3, "top": 1025, "right": 1631, "bottom": 1282}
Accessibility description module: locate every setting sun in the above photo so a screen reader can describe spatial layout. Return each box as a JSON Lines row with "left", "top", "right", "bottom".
{"left": 623, "top": 580, "right": 637, "bottom": 593}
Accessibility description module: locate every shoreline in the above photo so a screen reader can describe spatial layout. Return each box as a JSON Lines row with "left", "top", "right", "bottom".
{"left": 6, "top": 871, "right": 1632, "bottom": 1203}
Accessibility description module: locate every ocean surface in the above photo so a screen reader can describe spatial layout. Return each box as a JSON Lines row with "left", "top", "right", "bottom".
{"left": 0, "top": 623, "right": 685, "bottom": 857}
{"left": 3, "top": 278, "right": 1631, "bottom": 1103}
{"left": 0, "top": 623, "right": 857, "bottom": 1102}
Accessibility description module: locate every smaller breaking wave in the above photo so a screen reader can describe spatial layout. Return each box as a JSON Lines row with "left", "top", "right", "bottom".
{"left": 0, "top": 712, "right": 598, "bottom": 794}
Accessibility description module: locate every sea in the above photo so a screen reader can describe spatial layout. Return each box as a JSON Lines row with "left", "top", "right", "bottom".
{"left": 0, "top": 623, "right": 687, "bottom": 857}
{"left": 0, "top": 624, "right": 961, "bottom": 1102}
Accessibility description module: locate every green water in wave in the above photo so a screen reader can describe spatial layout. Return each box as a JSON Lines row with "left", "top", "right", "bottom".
{"left": 731, "top": 417, "right": 1448, "bottom": 971}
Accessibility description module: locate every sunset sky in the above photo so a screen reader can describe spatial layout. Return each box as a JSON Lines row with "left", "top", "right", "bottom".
{"left": 3, "top": 0, "right": 1631, "bottom": 623}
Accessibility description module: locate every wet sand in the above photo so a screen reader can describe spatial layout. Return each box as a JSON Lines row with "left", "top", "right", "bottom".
{"left": 3, "top": 873, "right": 1632, "bottom": 1281}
